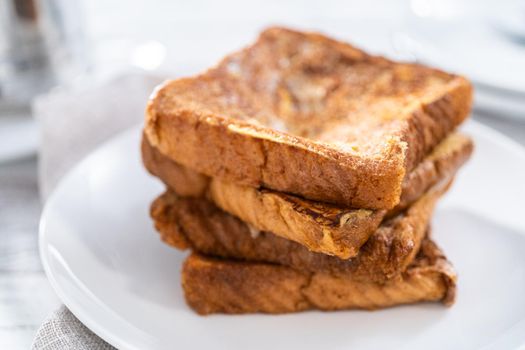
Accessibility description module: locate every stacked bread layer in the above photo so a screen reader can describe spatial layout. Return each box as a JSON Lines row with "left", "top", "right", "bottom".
{"left": 142, "top": 27, "right": 473, "bottom": 315}
{"left": 144, "top": 132, "right": 471, "bottom": 314}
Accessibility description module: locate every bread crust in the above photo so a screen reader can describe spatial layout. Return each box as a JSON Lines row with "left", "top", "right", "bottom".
{"left": 151, "top": 180, "right": 447, "bottom": 283}
{"left": 145, "top": 27, "right": 472, "bottom": 209}
{"left": 181, "top": 239, "right": 457, "bottom": 314}
{"left": 143, "top": 132, "right": 473, "bottom": 258}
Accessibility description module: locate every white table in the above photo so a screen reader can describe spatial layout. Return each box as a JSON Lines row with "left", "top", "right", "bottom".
{"left": 0, "top": 156, "right": 60, "bottom": 349}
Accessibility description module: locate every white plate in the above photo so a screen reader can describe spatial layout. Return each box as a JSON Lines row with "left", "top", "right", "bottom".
{"left": 402, "top": 0, "right": 525, "bottom": 96}
{"left": 40, "top": 120, "right": 525, "bottom": 350}
{"left": 397, "top": 22, "right": 525, "bottom": 121}
{"left": 473, "top": 88, "right": 525, "bottom": 121}
{"left": 404, "top": 21, "right": 525, "bottom": 96}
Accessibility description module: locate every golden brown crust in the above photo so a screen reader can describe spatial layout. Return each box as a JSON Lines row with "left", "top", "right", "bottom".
{"left": 141, "top": 135, "right": 208, "bottom": 197}
{"left": 143, "top": 132, "right": 472, "bottom": 258}
{"left": 152, "top": 180, "right": 447, "bottom": 283}
{"left": 182, "top": 254, "right": 311, "bottom": 315}
{"left": 145, "top": 27, "right": 472, "bottom": 209}
{"left": 395, "top": 133, "right": 473, "bottom": 213}
{"left": 207, "top": 180, "right": 386, "bottom": 258}
{"left": 182, "top": 239, "right": 456, "bottom": 314}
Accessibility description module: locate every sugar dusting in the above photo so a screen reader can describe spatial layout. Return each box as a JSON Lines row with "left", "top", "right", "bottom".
{"left": 247, "top": 224, "right": 260, "bottom": 239}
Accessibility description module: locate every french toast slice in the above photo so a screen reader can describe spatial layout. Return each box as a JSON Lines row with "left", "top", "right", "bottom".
{"left": 151, "top": 180, "right": 448, "bottom": 283}
{"left": 182, "top": 239, "right": 457, "bottom": 315}
{"left": 144, "top": 133, "right": 472, "bottom": 258}
{"left": 145, "top": 27, "right": 472, "bottom": 209}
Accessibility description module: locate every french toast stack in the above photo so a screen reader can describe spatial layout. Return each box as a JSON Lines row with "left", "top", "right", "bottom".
{"left": 142, "top": 27, "right": 474, "bottom": 315}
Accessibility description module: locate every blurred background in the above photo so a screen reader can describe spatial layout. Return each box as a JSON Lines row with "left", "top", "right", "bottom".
{"left": 1, "top": 0, "right": 524, "bottom": 348}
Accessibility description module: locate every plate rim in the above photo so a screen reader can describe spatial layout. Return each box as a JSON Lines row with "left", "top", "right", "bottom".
{"left": 402, "top": 14, "right": 525, "bottom": 97}
{"left": 39, "top": 120, "right": 525, "bottom": 349}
